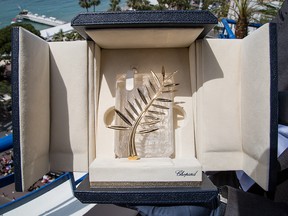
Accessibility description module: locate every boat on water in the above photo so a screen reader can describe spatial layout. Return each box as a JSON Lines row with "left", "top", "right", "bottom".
{"left": 15, "top": 9, "right": 66, "bottom": 27}
{"left": 10, "top": 18, "right": 22, "bottom": 24}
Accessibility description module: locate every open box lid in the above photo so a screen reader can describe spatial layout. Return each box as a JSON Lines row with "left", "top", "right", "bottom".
{"left": 194, "top": 24, "right": 278, "bottom": 191}
{"left": 12, "top": 11, "right": 278, "bottom": 203}
{"left": 12, "top": 28, "right": 91, "bottom": 192}
{"left": 71, "top": 11, "right": 278, "bottom": 191}
{"left": 71, "top": 10, "right": 218, "bottom": 40}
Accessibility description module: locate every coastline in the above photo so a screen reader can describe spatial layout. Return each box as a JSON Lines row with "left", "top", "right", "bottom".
{"left": 0, "top": 0, "right": 126, "bottom": 30}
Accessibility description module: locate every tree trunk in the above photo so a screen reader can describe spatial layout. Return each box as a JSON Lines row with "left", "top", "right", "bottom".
{"left": 235, "top": 16, "right": 248, "bottom": 39}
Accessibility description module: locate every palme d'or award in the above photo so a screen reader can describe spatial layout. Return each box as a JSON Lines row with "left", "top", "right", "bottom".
{"left": 107, "top": 66, "right": 179, "bottom": 160}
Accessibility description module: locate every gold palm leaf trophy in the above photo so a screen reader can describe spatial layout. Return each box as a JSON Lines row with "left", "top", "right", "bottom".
{"left": 107, "top": 66, "right": 179, "bottom": 160}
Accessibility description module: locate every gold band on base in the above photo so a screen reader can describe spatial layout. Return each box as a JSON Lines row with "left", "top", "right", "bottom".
{"left": 90, "top": 181, "right": 201, "bottom": 188}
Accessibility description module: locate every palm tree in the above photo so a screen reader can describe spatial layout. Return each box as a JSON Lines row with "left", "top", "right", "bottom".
{"left": 90, "top": 0, "right": 101, "bottom": 12}
{"left": 126, "top": 0, "right": 152, "bottom": 10}
{"left": 109, "top": 0, "right": 122, "bottom": 11}
{"left": 202, "top": 0, "right": 230, "bottom": 18}
{"left": 157, "top": 0, "right": 191, "bottom": 10}
{"left": 230, "top": 0, "right": 259, "bottom": 39}
{"left": 79, "top": 0, "right": 91, "bottom": 12}
{"left": 173, "top": 0, "right": 192, "bottom": 10}
{"left": 205, "top": 0, "right": 283, "bottom": 39}
{"left": 258, "top": 0, "right": 284, "bottom": 23}
{"left": 126, "top": 0, "right": 138, "bottom": 8}
{"left": 52, "top": 29, "right": 65, "bottom": 41}
{"left": 231, "top": 0, "right": 284, "bottom": 39}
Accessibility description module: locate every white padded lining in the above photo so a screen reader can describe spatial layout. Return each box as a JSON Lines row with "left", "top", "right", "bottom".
{"left": 89, "top": 46, "right": 203, "bottom": 183}
{"left": 196, "top": 39, "right": 243, "bottom": 170}
{"left": 49, "top": 41, "right": 89, "bottom": 172}
{"left": 18, "top": 28, "right": 50, "bottom": 190}
{"left": 17, "top": 25, "right": 274, "bottom": 190}
{"left": 94, "top": 44, "right": 102, "bottom": 161}
{"left": 94, "top": 48, "right": 196, "bottom": 159}
{"left": 196, "top": 24, "right": 273, "bottom": 190}
{"left": 88, "top": 41, "right": 96, "bottom": 165}
{"left": 89, "top": 158, "right": 202, "bottom": 182}
{"left": 241, "top": 24, "right": 271, "bottom": 190}
{"left": 86, "top": 28, "right": 204, "bottom": 49}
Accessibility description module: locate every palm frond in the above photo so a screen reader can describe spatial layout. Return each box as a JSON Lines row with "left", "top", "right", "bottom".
{"left": 140, "top": 120, "right": 161, "bottom": 126}
{"left": 161, "top": 66, "right": 165, "bottom": 81}
{"left": 145, "top": 85, "right": 152, "bottom": 100}
{"left": 108, "top": 125, "right": 130, "bottom": 130}
{"left": 108, "top": 67, "right": 178, "bottom": 159}
{"left": 145, "top": 115, "right": 161, "bottom": 121}
{"left": 138, "top": 128, "right": 159, "bottom": 134}
{"left": 156, "top": 98, "right": 173, "bottom": 102}
{"left": 164, "top": 71, "right": 178, "bottom": 82}
{"left": 125, "top": 108, "right": 136, "bottom": 121}
{"left": 135, "top": 98, "right": 143, "bottom": 111}
{"left": 152, "top": 104, "right": 169, "bottom": 110}
{"left": 150, "top": 70, "right": 161, "bottom": 88}
{"left": 128, "top": 101, "right": 139, "bottom": 116}
{"left": 164, "top": 83, "right": 180, "bottom": 88}
{"left": 114, "top": 109, "right": 132, "bottom": 127}
{"left": 149, "top": 80, "right": 157, "bottom": 93}
{"left": 137, "top": 88, "right": 148, "bottom": 105}
{"left": 161, "top": 89, "right": 178, "bottom": 93}
{"left": 148, "top": 110, "right": 165, "bottom": 115}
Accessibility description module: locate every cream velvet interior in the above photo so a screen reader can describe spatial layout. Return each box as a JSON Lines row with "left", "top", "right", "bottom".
{"left": 92, "top": 28, "right": 205, "bottom": 162}
{"left": 18, "top": 29, "right": 90, "bottom": 190}
{"left": 89, "top": 25, "right": 273, "bottom": 189}
{"left": 95, "top": 48, "right": 196, "bottom": 159}
{"left": 195, "top": 39, "right": 243, "bottom": 170}
{"left": 49, "top": 41, "right": 89, "bottom": 172}
{"left": 196, "top": 24, "right": 272, "bottom": 190}
{"left": 18, "top": 28, "right": 50, "bottom": 190}
{"left": 86, "top": 28, "right": 204, "bottom": 49}
{"left": 17, "top": 24, "right": 274, "bottom": 190}
{"left": 241, "top": 25, "right": 271, "bottom": 190}
{"left": 90, "top": 28, "right": 205, "bottom": 183}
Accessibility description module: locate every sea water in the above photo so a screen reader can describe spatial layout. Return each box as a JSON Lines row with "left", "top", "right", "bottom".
{"left": 0, "top": 0, "right": 126, "bottom": 30}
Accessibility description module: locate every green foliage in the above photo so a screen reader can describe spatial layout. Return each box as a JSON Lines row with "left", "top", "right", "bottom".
{"left": 202, "top": 0, "right": 283, "bottom": 39}
{"left": 52, "top": 29, "right": 65, "bottom": 41}
{"left": 0, "top": 23, "right": 40, "bottom": 60}
{"left": 52, "top": 30, "right": 84, "bottom": 42}
{"left": 79, "top": 0, "right": 101, "bottom": 12}
{"left": 90, "top": 0, "right": 101, "bottom": 12}
{"left": 0, "top": 64, "right": 11, "bottom": 97}
{"left": 202, "top": 0, "right": 229, "bottom": 18}
{"left": 79, "top": 0, "right": 91, "bottom": 11}
{"left": 232, "top": 0, "right": 257, "bottom": 20}
{"left": 0, "top": 79, "right": 12, "bottom": 121}
{"left": 64, "top": 31, "right": 84, "bottom": 41}
{"left": 109, "top": 0, "right": 122, "bottom": 11}
{"left": 126, "top": 0, "right": 153, "bottom": 10}
{"left": 0, "top": 80, "right": 11, "bottom": 96}
{"left": 258, "top": 1, "right": 284, "bottom": 24}
{"left": 126, "top": 0, "right": 192, "bottom": 10}
{"left": 231, "top": 0, "right": 281, "bottom": 38}
{"left": 157, "top": 0, "right": 191, "bottom": 10}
